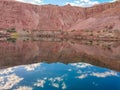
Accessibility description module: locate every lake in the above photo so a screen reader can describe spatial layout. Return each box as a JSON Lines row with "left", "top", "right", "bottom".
{"left": 0, "top": 37, "right": 120, "bottom": 90}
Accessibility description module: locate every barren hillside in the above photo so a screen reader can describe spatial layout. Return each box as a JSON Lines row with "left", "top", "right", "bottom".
{"left": 0, "top": 0, "right": 120, "bottom": 31}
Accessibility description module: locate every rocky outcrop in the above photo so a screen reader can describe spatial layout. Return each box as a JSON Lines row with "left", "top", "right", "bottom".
{"left": 0, "top": 1, "right": 120, "bottom": 31}
{"left": 69, "top": 16, "right": 120, "bottom": 32}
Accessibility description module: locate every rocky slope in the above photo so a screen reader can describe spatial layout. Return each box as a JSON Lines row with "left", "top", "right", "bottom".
{"left": 0, "top": 0, "right": 120, "bottom": 31}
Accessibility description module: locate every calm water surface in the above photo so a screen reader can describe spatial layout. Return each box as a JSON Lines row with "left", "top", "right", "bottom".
{"left": 0, "top": 37, "right": 120, "bottom": 90}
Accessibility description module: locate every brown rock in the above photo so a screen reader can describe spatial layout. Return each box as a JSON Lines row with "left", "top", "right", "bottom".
{"left": 0, "top": 1, "right": 120, "bottom": 31}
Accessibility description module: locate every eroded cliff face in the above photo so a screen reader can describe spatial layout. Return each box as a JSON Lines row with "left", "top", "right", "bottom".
{"left": 0, "top": 1, "right": 120, "bottom": 31}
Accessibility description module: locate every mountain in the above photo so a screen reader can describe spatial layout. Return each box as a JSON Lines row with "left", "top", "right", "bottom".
{"left": 69, "top": 2, "right": 120, "bottom": 31}
{"left": 0, "top": 0, "right": 120, "bottom": 32}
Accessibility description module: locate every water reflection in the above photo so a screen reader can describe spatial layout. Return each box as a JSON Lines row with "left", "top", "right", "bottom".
{"left": 0, "top": 37, "right": 120, "bottom": 71}
{"left": 0, "top": 36, "right": 120, "bottom": 90}
{"left": 0, "top": 62, "right": 120, "bottom": 90}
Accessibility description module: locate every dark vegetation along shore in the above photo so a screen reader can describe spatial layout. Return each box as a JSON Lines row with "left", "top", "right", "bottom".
{"left": 0, "top": 28, "right": 120, "bottom": 41}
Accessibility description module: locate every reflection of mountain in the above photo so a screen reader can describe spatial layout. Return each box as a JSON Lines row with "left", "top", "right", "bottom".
{"left": 0, "top": 39, "right": 120, "bottom": 71}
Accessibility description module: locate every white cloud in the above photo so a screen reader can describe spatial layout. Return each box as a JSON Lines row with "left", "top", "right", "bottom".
{"left": 91, "top": 71, "right": 119, "bottom": 78}
{"left": 16, "top": 0, "right": 43, "bottom": 5}
{"left": 66, "top": 0, "right": 99, "bottom": 7}
{"left": 15, "top": 0, "right": 24, "bottom": 1}
{"left": 80, "top": 0, "right": 91, "bottom": 3}
{"left": 109, "top": 0, "right": 119, "bottom": 2}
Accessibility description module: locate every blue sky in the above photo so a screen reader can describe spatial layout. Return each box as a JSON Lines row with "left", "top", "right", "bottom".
{"left": 16, "top": 0, "right": 117, "bottom": 7}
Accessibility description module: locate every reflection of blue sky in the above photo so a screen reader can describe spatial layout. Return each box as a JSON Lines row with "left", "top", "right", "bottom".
{"left": 0, "top": 62, "right": 120, "bottom": 90}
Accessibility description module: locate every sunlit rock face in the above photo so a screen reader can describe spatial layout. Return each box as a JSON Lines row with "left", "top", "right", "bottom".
{"left": 0, "top": 1, "right": 120, "bottom": 31}
{"left": 0, "top": 39, "right": 120, "bottom": 71}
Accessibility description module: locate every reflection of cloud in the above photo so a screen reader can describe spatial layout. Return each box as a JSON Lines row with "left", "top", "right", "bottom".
{"left": 0, "top": 77, "right": 4, "bottom": 84}
{"left": 24, "top": 63, "right": 41, "bottom": 71}
{"left": 0, "top": 68, "right": 14, "bottom": 75}
{"left": 71, "top": 62, "right": 120, "bottom": 80}
{"left": 49, "top": 77, "right": 63, "bottom": 82}
{"left": 68, "top": 69, "right": 72, "bottom": 71}
{"left": 62, "top": 82, "right": 67, "bottom": 90}
{"left": 91, "top": 71, "right": 118, "bottom": 78}
{"left": 76, "top": 74, "right": 87, "bottom": 79}
{"left": 52, "top": 83, "right": 59, "bottom": 88}
{"left": 71, "top": 63, "right": 119, "bottom": 79}
{"left": 71, "top": 63, "right": 91, "bottom": 68}
{"left": 33, "top": 76, "right": 67, "bottom": 89}
{"left": 0, "top": 74, "right": 23, "bottom": 90}
{"left": 92, "top": 82, "right": 98, "bottom": 86}
{"left": 49, "top": 77, "right": 66, "bottom": 89}
{"left": 77, "top": 70, "right": 82, "bottom": 74}
{"left": 15, "top": 86, "right": 33, "bottom": 90}
{"left": 1, "top": 62, "right": 119, "bottom": 90}
{"left": 49, "top": 77, "right": 63, "bottom": 88}
{"left": 34, "top": 79, "right": 46, "bottom": 88}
